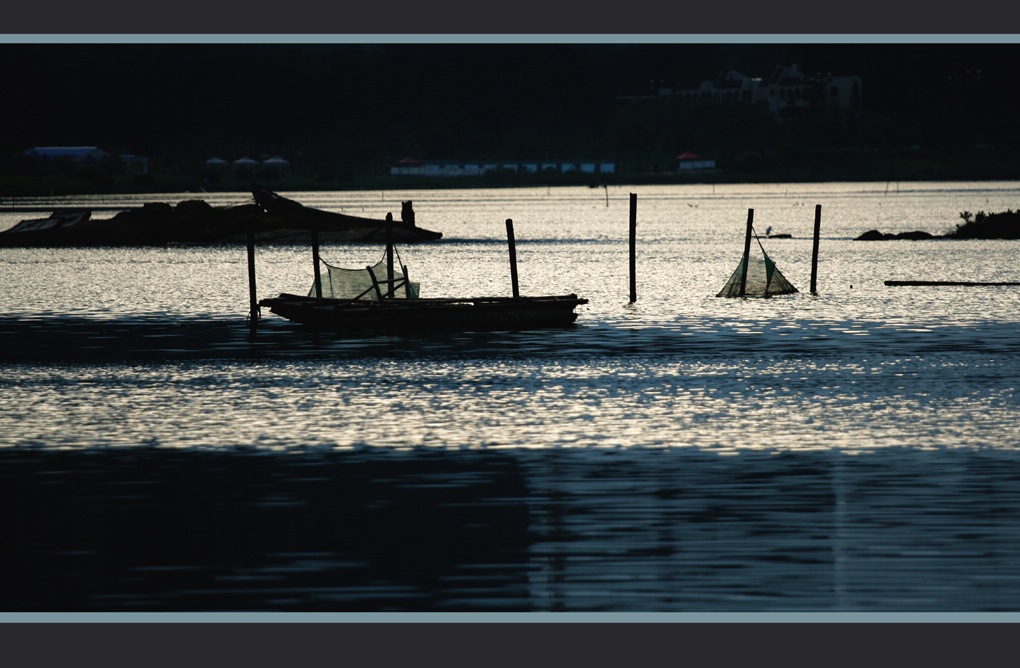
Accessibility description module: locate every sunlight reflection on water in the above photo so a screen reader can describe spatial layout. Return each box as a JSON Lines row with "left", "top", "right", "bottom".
{"left": 2, "top": 352, "right": 1016, "bottom": 453}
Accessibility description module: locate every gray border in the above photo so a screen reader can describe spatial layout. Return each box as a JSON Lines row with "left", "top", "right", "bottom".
{"left": 2, "top": 34, "right": 1020, "bottom": 44}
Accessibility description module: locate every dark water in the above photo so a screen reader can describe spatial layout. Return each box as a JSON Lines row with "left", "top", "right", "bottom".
{"left": 4, "top": 445, "right": 1020, "bottom": 612}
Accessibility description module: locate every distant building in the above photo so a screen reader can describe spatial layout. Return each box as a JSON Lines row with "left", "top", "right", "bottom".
{"left": 203, "top": 155, "right": 292, "bottom": 178}
{"left": 204, "top": 157, "right": 230, "bottom": 173}
{"left": 641, "top": 64, "right": 862, "bottom": 122}
{"left": 260, "top": 156, "right": 291, "bottom": 177}
{"left": 232, "top": 156, "right": 259, "bottom": 177}
{"left": 676, "top": 151, "right": 716, "bottom": 171}
{"left": 390, "top": 157, "right": 616, "bottom": 177}
{"left": 20, "top": 146, "right": 150, "bottom": 175}
{"left": 21, "top": 146, "right": 110, "bottom": 164}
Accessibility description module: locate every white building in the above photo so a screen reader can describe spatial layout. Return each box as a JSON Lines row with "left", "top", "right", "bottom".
{"left": 669, "top": 64, "right": 862, "bottom": 121}
{"left": 390, "top": 158, "right": 617, "bottom": 178}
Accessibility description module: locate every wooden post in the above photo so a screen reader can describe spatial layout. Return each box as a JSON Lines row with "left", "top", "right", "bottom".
{"left": 629, "top": 193, "right": 637, "bottom": 303}
{"left": 810, "top": 204, "right": 821, "bottom": 295}
{"left": 385, "top": 215, "right": 395, "bottom": 299}
{"left": 506, "top": 218, "right": 520, "bottom": 299}
{"left": 246, "top": 227, "right": 259, "bottom": 327}
{"left": 311, "top": 221, "right": 322, "bottom": 298}
{"left": 738, "top": 208, "right": 754, "bottom": 297}
{"left": 402, "top": 264, "right": 413, "bottom": 299}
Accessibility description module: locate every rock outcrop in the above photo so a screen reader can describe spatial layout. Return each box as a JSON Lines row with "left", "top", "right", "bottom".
{"left": 1, "top": 193, "right": 443, "bottom": 247}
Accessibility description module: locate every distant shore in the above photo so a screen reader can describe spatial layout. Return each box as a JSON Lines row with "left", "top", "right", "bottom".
{"left": 3, "top": 151, "right": 1020, "bottom": 198}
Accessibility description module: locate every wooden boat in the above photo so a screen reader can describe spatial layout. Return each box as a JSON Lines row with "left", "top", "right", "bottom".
{"left": 251, "top": 219, "right": 588, "bottom": 332}
{"left": 258, "top": 293, "right": 588, "bottom": 331}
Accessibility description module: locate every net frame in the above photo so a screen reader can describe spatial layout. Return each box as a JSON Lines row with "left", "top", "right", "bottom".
{"left": 717, "top": 228, "right": 799, "bottom": 298}
{"left": 309, "top": 249, "right": 420, "bottom": 300}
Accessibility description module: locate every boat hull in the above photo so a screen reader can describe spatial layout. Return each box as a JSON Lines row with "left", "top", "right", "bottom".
{"left": 258, "top": 294, "right": 589, "bottom": 331}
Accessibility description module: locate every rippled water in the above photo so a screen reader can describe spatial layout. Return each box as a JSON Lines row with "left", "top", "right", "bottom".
{"left": 2, "top": 182, "right": 1019, "bottom": 612}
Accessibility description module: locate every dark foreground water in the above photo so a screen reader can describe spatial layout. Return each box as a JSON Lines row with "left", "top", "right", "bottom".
{"left": 3, "top": 314, "right": 1020, "bottom": 612}
{"left": 5, "top": 445, "right": 1020, "bottom": 612}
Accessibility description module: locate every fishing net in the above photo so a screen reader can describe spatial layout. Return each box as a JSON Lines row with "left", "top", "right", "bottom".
{"left": 309, "top": 252, "right": 420, "bottom": 300}
{"left": 717, "top": 233, "right": 798, "bottom": 298}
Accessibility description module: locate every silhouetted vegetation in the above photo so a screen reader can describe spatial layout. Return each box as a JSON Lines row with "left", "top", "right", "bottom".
{"left": 952, "top": 210, "right": 1020, "bottom": 239}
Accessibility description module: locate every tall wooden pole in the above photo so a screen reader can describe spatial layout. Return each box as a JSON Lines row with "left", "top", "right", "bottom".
{"left": 311, "top": 221, "right": 322, "bottom": 299}
{"left": 506, "top": 218, "right": 520, "bottom": 299}
{"left": 738, "top": 208, "right": 754, "bottom": 297}
{"left": 810, "top": 204, "right": 822, "bottom": 295}
{"left": 385, "top": 215, "right": 395, "bottom": 299}
{"left": 629, "top": 193, "right": 637, "bottom": 303}
{"left": 246, "top": 227, "right": 259, "bottom": 328}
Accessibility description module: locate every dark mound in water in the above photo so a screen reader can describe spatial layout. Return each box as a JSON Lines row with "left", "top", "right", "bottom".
{"left": 0, "top": 186, "right": 443, "bottom": 247}
{"left": 856, "top": 209, "right": 1020, "bottom": 241}
{"left": 855, "top": 230, "right": 936, "bottom": 240}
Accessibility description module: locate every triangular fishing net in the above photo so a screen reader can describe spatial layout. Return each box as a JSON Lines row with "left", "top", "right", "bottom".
{"left": 717, "top": 231, "right": 798, "bottom": 298}
{"left": 309, "top": 251, "right": 420, "bottom": 300}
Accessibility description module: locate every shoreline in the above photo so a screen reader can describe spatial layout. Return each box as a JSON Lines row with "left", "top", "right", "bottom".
{"left": 4, "top": 163, "right": 1020, "bottom": 199}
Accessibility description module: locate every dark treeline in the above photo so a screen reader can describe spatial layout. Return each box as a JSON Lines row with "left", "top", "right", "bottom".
{"left": 2, "top": 43, "right": 1019, "bottom": 191}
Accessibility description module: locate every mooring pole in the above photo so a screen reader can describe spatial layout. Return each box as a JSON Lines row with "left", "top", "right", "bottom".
{"left": 629, "top": 193, "right": 637, "bottom": 303}
{"left": 810, "top": 204, "right": 822, "bottom": 295}
{"left": 506, "top": 218, "right": 520, "bottom": 299}
{"left": 738, "top": 208, "right": 754, "bottom": 297}
{"left": 386, "top": 215, "right": 395, "bottom": 299}
{"left": 311, "top": 221, "right": 322, "bottom": 299}
{"left": 246, "top": 227, "right": 259, "bottom": 328}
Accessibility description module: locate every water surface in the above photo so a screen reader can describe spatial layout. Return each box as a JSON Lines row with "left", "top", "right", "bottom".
{"left": 2, "top": 182, "right": 1018, "bottom": 612}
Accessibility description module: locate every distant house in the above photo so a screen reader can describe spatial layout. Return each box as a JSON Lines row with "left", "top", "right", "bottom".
{"left": 232, "top": 156, "right": 259, "bottom": 177}
{"left": 205, "top": 157, "right": 230, "bottom": 173}
{"left": 260, "top": 155, "right": 291, "bottom": 177}
{"left": 390, "top": 156, "right": 424, "bottom": 176}
{"left": 22, "top": 146, "right": 111, "bottom": 165}
{"left": 676, "top": 151, "right": 716, "bottom": 171}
